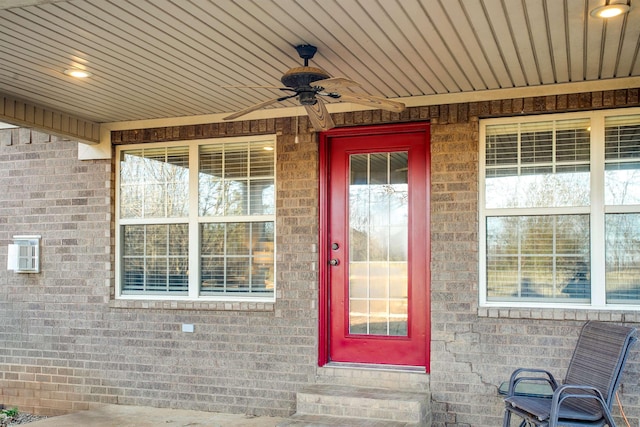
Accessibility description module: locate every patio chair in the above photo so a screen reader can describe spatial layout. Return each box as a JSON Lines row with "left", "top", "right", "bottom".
{"left": 503, "top": 321, "right": 637, "bottom": 427}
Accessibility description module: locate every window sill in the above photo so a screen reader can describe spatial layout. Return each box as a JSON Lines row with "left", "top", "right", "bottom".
{"left": 109, "top": 298, "right": 275, "bottom": 311}
{"left": 478, "top": 306, "right": 640, "bottom": 322}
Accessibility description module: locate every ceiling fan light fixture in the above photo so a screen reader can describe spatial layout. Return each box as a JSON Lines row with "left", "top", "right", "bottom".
{"left": 298, "top": 91, "right": 318, "bottom": 106}
{"left": 64, "top": 68, "right": 92, "bottom": 78}
{"left": 590, "top": 4, "right": 630, "bottom": 18}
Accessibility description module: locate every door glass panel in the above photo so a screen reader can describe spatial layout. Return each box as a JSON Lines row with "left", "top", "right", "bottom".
{"left": 349, "top": 152, "right": 408, "bottom": 336}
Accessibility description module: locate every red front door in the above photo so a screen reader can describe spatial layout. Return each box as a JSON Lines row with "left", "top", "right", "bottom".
{"left": 319, "top": 123, "right": 430, "bottom": 369}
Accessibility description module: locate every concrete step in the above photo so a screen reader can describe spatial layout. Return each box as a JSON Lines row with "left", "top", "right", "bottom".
{"left": 316, "top": 363, "right": 429, "bottom": 393}
{"left": 287, "top": 384, "right": 430, "bottom": 426}
{"left": 277, "top": 413, "right": 422, "bottom": 426}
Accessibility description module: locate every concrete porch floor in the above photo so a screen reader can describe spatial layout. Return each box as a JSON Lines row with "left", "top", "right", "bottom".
{"left": 25, "top": 405, "right": 286, "bottom": 427}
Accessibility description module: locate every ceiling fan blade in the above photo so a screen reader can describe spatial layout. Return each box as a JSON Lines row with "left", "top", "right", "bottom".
{"left": 335, "top": 90, "right": 406, "bottom": 113}
{"left": 223, "top": 94, "right": 295, "bottom": 121}
{"left": 315, "top": 77, "right": 362, "bottom": 91}
{"left": 304, "top": 99, "right": 335, "bottom": 131}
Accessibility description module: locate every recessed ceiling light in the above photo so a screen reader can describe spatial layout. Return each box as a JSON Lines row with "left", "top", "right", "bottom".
{"left": 63, "top": 68, "right": 92, "bottom": 78}
{"left": 590, "top": 4, "right": 630, "bottom": 18}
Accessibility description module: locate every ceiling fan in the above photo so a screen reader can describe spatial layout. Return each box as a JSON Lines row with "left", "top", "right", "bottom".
{"left": 223, "top": 44, "right": 406, "bottom": 131}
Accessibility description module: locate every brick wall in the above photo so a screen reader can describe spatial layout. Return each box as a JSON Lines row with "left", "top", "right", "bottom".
{"left": 0, "top": 128, "right": 320, "bottom": 417}
{"left": 426, "top": 91, "right": 640, "bottom": 426}
{"left": 1, "top": 87, "right": 640, "bottom": 424}
{"left": 0, "top": 132, "right": 113, "bottom": 416}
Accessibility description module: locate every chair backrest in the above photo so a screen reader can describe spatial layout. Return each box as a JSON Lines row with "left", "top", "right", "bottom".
{"left": 564, "top": 321, "right": 637, "bottom": 412}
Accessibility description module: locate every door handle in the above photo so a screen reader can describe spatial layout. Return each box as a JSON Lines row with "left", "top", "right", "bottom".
{"left": 329, "top": 259, "right": 340, "bottom": 266}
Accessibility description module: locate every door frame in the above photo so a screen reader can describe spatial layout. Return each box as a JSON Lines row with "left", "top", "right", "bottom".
{"left": 318, "top": 122, "right": 431, "bottom": 369}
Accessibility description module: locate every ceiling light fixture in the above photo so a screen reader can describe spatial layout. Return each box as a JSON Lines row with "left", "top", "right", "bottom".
{"left": 63, "top": 68, "right": 92, "bottom": 78}
{"left": 590, "top": 3, "right": 630, "bottom": 18}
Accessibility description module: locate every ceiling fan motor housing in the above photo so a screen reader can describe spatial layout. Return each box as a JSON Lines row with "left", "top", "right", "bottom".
{"left": 281, "top": 66, "right": 329, "bottom": 87}
{"left": 281, "top": 66, "right": 330, "bottom": 104}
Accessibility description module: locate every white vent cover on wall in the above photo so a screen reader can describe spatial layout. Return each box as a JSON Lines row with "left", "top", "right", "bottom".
{"left": 7, "top": 235, "right": 41, "bottom": 273}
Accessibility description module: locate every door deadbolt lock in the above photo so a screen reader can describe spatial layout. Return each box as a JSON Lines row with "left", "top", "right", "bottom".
{"left": 329, "top": 259, "right": 340, "bottom": 266}
{"left": 331, "top": 243, "right": 339, "bottom": 250}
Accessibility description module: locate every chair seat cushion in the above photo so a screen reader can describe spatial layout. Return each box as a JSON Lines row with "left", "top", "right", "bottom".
{"left": 505, "top": 396, "right": 603, "bottom": 422}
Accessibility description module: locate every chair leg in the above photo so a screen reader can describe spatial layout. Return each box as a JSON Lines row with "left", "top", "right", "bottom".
{"left": 503, "top": 407, "right": 512, "bottom": 427}
{"left": 503, "top": 408, "right": 531, "bottom": 427}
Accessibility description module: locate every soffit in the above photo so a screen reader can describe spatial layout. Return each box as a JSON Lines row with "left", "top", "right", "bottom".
{"left": 0, "top": 0, "right": 638, "bottom": 129}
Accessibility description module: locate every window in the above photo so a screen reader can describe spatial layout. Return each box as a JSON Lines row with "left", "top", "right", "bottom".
{"left": 116, "top": 137, "right": 276, "bottom": 301}
{"left": 480, "top": 109, "right": 640, "bottom": 308}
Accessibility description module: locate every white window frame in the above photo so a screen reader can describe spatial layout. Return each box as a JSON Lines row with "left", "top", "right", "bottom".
{"left": 479, "top": 107, "right": 640, "bottom": 310}
{"left": 115, "top": 136, "right": 277, "bottom": 302}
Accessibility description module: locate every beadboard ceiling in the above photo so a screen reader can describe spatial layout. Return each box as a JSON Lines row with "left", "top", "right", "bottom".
{"left": 0, "top": 0, "right": 639, "bottom": 130}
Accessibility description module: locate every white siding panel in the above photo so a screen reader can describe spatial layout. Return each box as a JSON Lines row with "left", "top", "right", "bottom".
{"left": 502, "top": 0, "right": 540, "bottom": 86}
{"left": 585, "top": 0, "right": 606, "bottom": 80}
{"left": 524, "top": 0, "right": 556, "bottom": 84}
{"left": 483, "top": 0, "right": 528, "bottom": 87}
{"left": 600, "top": 14, "right": 626, "bottom": 78}
{"left": 615, "top": 7, "right": 640, "bottom": 77}
{"left": 546, "top": 0, "right": 570, "bottom": 83}
{"left": 429, "top": 0, "right": 491, "bottom": 90}
{"left": 566, "top": 0, "right": 587, "bottom": 82}
{"left": 408, "top": 0, "right": 471, "bottom": 92}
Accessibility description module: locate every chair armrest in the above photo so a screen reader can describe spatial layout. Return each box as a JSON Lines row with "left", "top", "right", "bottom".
{"left": 504, "top": 368, "right": 558, "bottom": 397}
{"left": 548, "top": 385, "right": 615, "bottom": 427}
